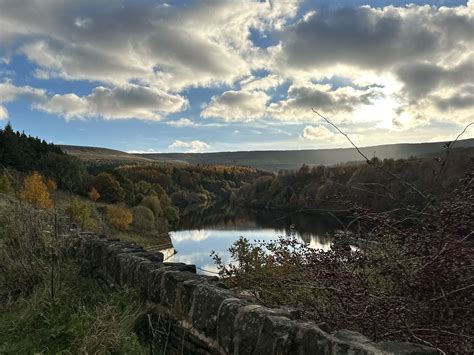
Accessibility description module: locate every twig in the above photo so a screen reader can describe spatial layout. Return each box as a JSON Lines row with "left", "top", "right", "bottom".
{"left": 312, "top": 108, "right": 430, "bottom": 203}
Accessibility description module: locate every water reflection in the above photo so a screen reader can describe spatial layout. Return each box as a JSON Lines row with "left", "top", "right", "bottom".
{"left": 168, "top": 205, "right": 339, "bottom": 273}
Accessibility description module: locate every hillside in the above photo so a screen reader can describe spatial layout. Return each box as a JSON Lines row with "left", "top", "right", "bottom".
{"left": 136, "top": 138, "right": 474, "bottom": 171}
{"left": 60, "top": 139, "right": 474, "bottom": 171}
{"left": 60, "top": 145, "right": 153, "bottom": 162}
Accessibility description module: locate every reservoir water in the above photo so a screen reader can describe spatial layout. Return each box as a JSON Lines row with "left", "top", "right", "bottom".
{"left": 166, "top": 207, "right": 339, "bottom": 274}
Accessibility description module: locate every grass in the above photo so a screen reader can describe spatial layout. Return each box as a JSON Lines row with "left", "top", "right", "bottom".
{"left": 0, "top": 193, "right": 169, "bottom": 353}
{"left": 0, "top": 262, "right": 148, "bottom": 354}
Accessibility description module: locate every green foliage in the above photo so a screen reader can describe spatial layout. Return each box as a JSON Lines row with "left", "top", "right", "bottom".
{"left": 163, "top": 206, "right": 180, "bottom": 229}
{"left": 0, "top": 203, "right": 50, "bottom": 297}
{"left": 0, "top": 124, "right": 88, "bottom": 193}
{"left": 66, "top": 199, "right": 100, "bottom": 231}
{"left": 0, "top": 174, "right": 12, "bottom": 194}
{"left": 170, "top": 190, "right": 209, "bottom": 209}
{"left": 0, "top": 123, "right": 63, "bottom": 172}
{"left": 140, "top": 195, "right": 162, "bottom": 217}
{"left": 135, "top": 180, "right": 151, "bottom": 194}
{"left": 0, "top": 263, "right": 146, "bottom": 354}
{"left": 40, "top": 152, "right": 88, "bottom": 192}
{"left": 116, "top": 164, "right": 266, "bottom": 210}
{"left": 132, "top": 206, "right": 155, "bottom": 231}
{"left": 0, "top": 201, "right": 147, "bottom": 354}
{"left": 235, "top": 151, "right": 473, "bottom": 212}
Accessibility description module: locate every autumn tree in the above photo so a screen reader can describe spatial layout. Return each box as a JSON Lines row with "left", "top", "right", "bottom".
{"left": 94, "top": 172, "right": 125, "bottom": 203}
{"left": 106, "top": 204, "right": 132, "bottom": 231}
{"left": 88, "top": 187, "right": 100, "bottom": 202}
{"left": 46, "top": 178, "right": 57, "bottom": 192}
{"left": 20, "top": 172, "right": 53, "bottom": 209}
{"left": 67, "top": 199, "right": 99, "bottom": 231}
{"left": 132, "top": 206, "right": 155, "bottom": 231}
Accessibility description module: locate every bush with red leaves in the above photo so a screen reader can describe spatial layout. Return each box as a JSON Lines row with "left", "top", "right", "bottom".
{"left": 213, "top": 172, "right": 473, "bottom": 354}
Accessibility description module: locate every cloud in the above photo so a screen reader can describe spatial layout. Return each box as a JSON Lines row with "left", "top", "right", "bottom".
{"left": 201, "top": 90, "right": 270, "bottom": 121}
{"left": 201, "top": 83, "right": 382, "bottom": 123}
{"left": 396, "top": 57, "right": 474, "bottom": 99}
{"left": 165, "top": 117, "right": 224, "bottom": 128}
{"left": 240, "top": 74, "right": 285, "bottom": 91}
{"left": 0, "top": 105, "right": 8, "bottom": 120}
{"left": 268, "top": 84, "right": 381, "bottom": 122}
{"left": 168, "top": 140, "right": 210, "bottom": 153}
{"left": 0, "top": 0, "right": 473, "bottom": 142}
{"left": 166, "top": 118, "right": 196, "bottom": 127}
{"left": 1, "top": 82, "right": 187, "bottom": 121}
{"left": 272, "top": 3, "right": 473, "bottom": 76}
{"left": 0, "top": 0, "right": 297, "bottom": 90}
{"left": 434, "top": 90, "right": 474, "bottom": 112}
{"left": 0, "top": 81, "right": 46, "bottom": 103}
{"left": 302, "top": 125, "right": 335, "bottom": 140}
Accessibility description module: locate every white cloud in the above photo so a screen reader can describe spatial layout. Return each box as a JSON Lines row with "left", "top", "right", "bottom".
{"left": 201, "top": 90, "right": 270, "bottom": 121}
{"left": 301, "top": 125, "right": 337, "bottom": 141}
{"left": 0, "top": 105, "right": 8, "bottom": 119}
{"left": 201, "top": 83, "right": 382, "bottom": 123}
{"left": 1, "top": 82, "right": 187, "bottom": 121}
{"left": 240, "top": 74, "right": 285, "bottom": 91}
{"left": 0, "top": 0, "right": 472, "bottom": 142}
{"left": 168, "top": 140, "right": 210, "bottom": 153}
{"left": 0, "top": 0, "right": 297, "bottom": 90}
{"left": 268, "top": 84, "right": 381, "bottom": 122}
{"left": 165, "top": 117, "right": 224, "bottom": 128}
{"left": 166, "top": 118, "right": 196, "bottom": 127}
{"left": 0, "top": 81, "right": 46, "bottom": 103}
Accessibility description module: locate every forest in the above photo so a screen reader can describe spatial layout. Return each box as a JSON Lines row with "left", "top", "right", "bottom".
{"left": 1, "top": 123, "right": 473, "bottom": 353}
{"left": 0, "top": 124, "right": 269, "bottom": 233}
{"left": 234, "top": 149, "right": 473, "bottom": 214}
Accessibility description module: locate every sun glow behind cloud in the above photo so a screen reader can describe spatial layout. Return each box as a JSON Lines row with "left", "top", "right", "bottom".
{"left": 0, "top": 0, "right": 472, "bottom": 152}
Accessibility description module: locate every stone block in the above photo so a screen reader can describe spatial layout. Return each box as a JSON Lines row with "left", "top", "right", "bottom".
{"left": 162, "top": 271, "right": 202, "bottom": 315}
{"left": 216, "top": 297, "right": 247, "bottom": 354}
{"left": 190, "top": 284, "right": 237, "bottom": 339}
{"left": 233, "top": 305, "right": 294, "bottom": 355}
{"left": 293, "top": 322, "right": 335, "bottom": 355}
{"left": 254, "top": 315, "right": 295, "bottom": 355}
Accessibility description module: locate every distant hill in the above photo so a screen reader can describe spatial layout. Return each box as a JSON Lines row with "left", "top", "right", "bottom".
{"left": 60, "top": 145, "right": 153, "bottom": 162}
{"left": 60, "top": 139, "right": 474, "bottom": 171}
{"left": 135, "top": 139, "right": 474, "bottom": 171}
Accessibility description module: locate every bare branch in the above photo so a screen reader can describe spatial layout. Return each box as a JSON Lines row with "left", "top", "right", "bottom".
{"left": 312, "top": 108, "right": 430, "bottom": 202}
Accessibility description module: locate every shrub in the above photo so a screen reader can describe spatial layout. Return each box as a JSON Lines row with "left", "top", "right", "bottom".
{"left": 163, "top": 206, "right": 179, "bottom": 229}
{"left": 0, "top": 174, "right": 13, "bottom": 194}
{"left": 94, "top": 173, "right": 125, "bottom": 203}
{"left": 132, "top": 206, "right": 155, "bottom": 231}
{"left": 88, "top": 187, "right": 100, "bottom": 202}
{"left": 135, "top": 180, "right": 151, "bottom": 195}
{"left": 134, "top": 193, "right": 144, "bottom": 205}
{"left": 67, "top": 199, "right": 99, "bottom": 231}
{"left": 213, "top": 173, "right": 474, "bottom": 353}
{"left": 46, "top": 179, "right": 57, "bottom": 192}
{"left": 140, "top": 196, "right": 162, "bottom": 217}
{"left": 19, "top": 172, "right": 53, "bottom": 209}
{"left": 106, "top": 204, "right": 132, "bottom": 231}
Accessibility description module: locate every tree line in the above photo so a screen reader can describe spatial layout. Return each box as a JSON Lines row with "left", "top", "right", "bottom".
{"left": 234, "top": 149, "right": 473, "bottom": 214}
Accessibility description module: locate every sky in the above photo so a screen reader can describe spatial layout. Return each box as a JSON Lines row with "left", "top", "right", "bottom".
{"left": 0, "top": 0, "right": 473, "bottom": 153}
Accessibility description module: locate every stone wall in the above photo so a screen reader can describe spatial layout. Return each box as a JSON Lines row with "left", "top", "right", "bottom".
{"left": 74, "top": 233, "right": 438, "bottom": 355}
